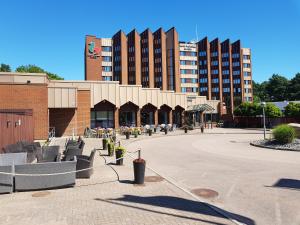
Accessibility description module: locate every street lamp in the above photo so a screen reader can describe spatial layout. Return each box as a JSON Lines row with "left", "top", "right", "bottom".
{"left": 261, "top": 102, "right": 266, "bottom": 139}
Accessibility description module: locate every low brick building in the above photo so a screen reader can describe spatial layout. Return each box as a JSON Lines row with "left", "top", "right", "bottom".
{"left": 0, "top": 72, "right": 220, "bottom": 144}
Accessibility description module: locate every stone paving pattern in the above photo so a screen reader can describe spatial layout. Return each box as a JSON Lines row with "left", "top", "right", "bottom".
{"left": 0, "top": 129, "right": 235, "bottom": 225}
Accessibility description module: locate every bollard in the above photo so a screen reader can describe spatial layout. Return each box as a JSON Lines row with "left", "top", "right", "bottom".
{"left": 133, "top": 148, "right": 146, "bottom": 184}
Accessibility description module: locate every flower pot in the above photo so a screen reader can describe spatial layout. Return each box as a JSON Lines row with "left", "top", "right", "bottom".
{"left": 133, "top": 159, "right": 146, "bottom": 184}
{"left": 134, "top": 133, "right": 138, "bottom": 138}
{"left": 102, "top": 139, "right": 108, "bottom": 150}
{"left": 154, "top": 127, "right": 157, "bottom": 132}
{"left": 149, "top": 129, "right": 152, "bottom": 136}
{"left": 164, "top": 128, "right": 168, "bottom": 135}
{"left": 115, "top": 150, "right": 124, "bottom": 165}
{"left": 184, "top": 127, "right": 188, "bottom": 133}
{"left": 125, "top": 132, "right": 130, "bottom": 139}
{"left": 201, "top": 127, "right": 204, "bottom": 133}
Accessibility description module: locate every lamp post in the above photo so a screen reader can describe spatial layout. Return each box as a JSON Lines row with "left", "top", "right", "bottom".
{"left": 261, "top": 102, "right": 266, "bottom": 139}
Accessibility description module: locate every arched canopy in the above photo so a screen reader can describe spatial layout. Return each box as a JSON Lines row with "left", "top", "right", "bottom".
{"left": 160, "top": 104, "right": 172, "bottom": 112}
{"left": 120, "top": 101, "right": 139, "bottom": 111}
{"left": 93, "top": 99, "right": 116, "bottom": 110}
{"left": 141, "top": 103, "right": 157, "bottom": 113}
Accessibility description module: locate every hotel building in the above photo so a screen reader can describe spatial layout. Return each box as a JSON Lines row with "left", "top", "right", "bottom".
{"left": 85, "top": 27, "right": 253, "bottom": 115}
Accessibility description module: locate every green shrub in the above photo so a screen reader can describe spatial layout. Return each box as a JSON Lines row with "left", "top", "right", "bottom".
{"left": 272, "top": 124, "right": 296, "bottom": 144}
{"left": 108, "top": 142, "right": 114, "bottom": 156}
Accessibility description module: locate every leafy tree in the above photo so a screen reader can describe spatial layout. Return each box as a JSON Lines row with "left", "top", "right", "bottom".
{"left": 265, "top": 74, "right": 289, "bottom": 101}
{"left": 253, "top": 80, "right": 268, "bottom": 101}
{"left": 234, "top": 102, "right": 282, "bottom": 117}
{"left": 287, "top": 73, "right": 300, "bottom": 100}
{"left": 265, "top": 103, "right": 282, "bottom": 118}
{"left": 15, "top": 64, "right": 63, "bottom": 80}
{"left": 0, "top": 63, "right": 11, "bottom": 72}
{"left": 284, "top": 102, "right": 300, "bottom": 117}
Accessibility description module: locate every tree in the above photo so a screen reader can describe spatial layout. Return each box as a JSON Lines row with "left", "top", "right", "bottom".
{"left": 284, "top": 102, "right": 300, "bottom": 117}
{"left": 234, "top": 102, "right": 282, "bottom": 117}
{"left": 265, "top": 103, "right": 282, "bottom": 118}
{"left": 265, "top": 74, "right": 289, "bottom": 101}
{"left": 253, "top": 80, "right": 268, "bottom": 101}
{"left": 287, "top": 73, "right": 300, "bottom": 100}
{"left": 0, "top": 63, "right": 11, "bottom": 72}
{"left": 15, "top": 64, "right": 63, "bottom": 80}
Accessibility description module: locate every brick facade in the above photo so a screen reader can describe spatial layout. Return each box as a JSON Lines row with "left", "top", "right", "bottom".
{"left": 0, "top": 84, "right": 48, "bottom": 140}
{"left": 49, "top": 108, "right": 76, "bottom": 137}
{"left": 77, "top": 90, "right": 91, "bottom": 135}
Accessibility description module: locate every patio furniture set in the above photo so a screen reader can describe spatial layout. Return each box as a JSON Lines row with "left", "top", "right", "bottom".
{"left": 0, "top": 138, "right": 95, "bottom": 194}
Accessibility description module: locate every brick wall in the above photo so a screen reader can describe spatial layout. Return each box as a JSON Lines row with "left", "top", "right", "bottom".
{"left": 77, "top": 90, "right": 91, "bottom": 135}
{"left": 49, "top": 108, "right": 76, "bottom": 137}
{"left": 0, "top": 84, "right": 48, "bottom": 140}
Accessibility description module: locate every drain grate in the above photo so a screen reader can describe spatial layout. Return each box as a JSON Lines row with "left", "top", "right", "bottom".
{"left": 191, "top": 188, "right": 218, "bottom": 199}
{"left": 32, "top": 191, "right": 51, "bottom": 197}
{"left": 145, "top": 176, "right": 164, "bottom": 182}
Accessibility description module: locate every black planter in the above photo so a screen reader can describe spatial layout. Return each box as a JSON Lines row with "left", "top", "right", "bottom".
{"left": 164, "top": 128, "right": 168, "bottom": 135}
{"left": 112, "top": 135, "right": 116, "bottom": 143}
{"left": 102, "top": 139, "right": 108, "bottom": 150}
{"left": 201, "top": 127, "right": 204, "bottom": 133}
{"left": 154, "top": 127, "right": 157, "bottom": 132}
{"left": 134, "top": 134, "right": 138, "bottom": 138}
{"left": 133, "top": 159, "right": 146, "bottom": 184}
{"left": 125, "top": 132, "right": 130, "bottom": 139}
{"left": 184, "top": 127, "right": 188, "bottom": 133}
{"left": 115, "top": 150, "right": 124, "bottom": 165}
{"left": 149, "top": 130, "right": 152, "bottom": 136}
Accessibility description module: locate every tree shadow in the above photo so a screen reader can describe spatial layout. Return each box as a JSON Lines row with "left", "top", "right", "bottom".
{"left": 95, "top": 195, "right": 255, "bottom": 225}
{"left": 270, "top": 178, "right": 300, "bottom": 190}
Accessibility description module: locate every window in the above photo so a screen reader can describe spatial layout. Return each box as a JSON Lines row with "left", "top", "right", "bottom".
{"left": 243, "top": 71, "right": 251, "bottom": 77}
{"left": 233, "top": 79, "right": 240, "bottom": 84}
{"left": 222, "top": 70, "right": 229, "bottom": 75}
{"left": 180, "top": 60, "right": 186, "bottom": 65}
{"left": 200, "top": 87, "right": 208, "bottom": 92}
{"left": 233, "top": 70, "right": 240, "bottom": 75}
{"left": 211, "top": 52, "right": 218, "bottom": 57}
{"left": 190, "top": 52, "right": 197, "bottom": 56}
{"left": 222, "top": 52, "right": 229, "bottom": 58}
{"left": 102, "top": 46, "right": 112, "bottom": 52}
{"left": 244, "top": 80, "right": 252, "bottom": 85}
{"left": 223, "top": 88, "right": 230, "bottom": 92}
{"left": 222, "top": 61, "right": 229, "bottom": 66}
{"left": 212, "top": 87, "right": 219, "bottom": 92}
{"left": 245, "top": 88, "right": 252, "bottom": 93}
{"left": 199, "top": 69, "right": 207, "bottom": 74}
{"left": 232, "top": 53, "right": 240, "bottom": 58}
{"left": 223, "top": 79, "right": 230, "bottom": 83}
{"left": 211, "top": 60, "right": 218, "bottom": 66}
{"left": 243, "top": 55, "right": 250, "bottom": 60}
{"left": 211, "top": 69, "right": 219, "bottom": 75}
{"left": 199, "top": 78, "right": 208, "bottom": 83}
{"left": 199, "top": 60, "right": 207, "bottom": 66}
{"left": 102, "top": 56, "right": 112, "bottom": 62}
{"left": 199, "top": 51, "right": 207, "bottom": 56}
{"left": 102, "top": 66, "right": 112, "bottom": 72}
{"left": 103, "top": 76, "right": 112, "bottom": 81}
{"left": 243, "top": 63, "right": 251, "bottom": 68}
{"left": 180, "top": 51, "right": 185, "bottom": 56}
{"left": 212, "top": 78, "right": 219, "bottom": 83}
{"left": 232, "top": 62, "right": 240, "bottom": 67}
{"left": 181, "top": 87, "right": 186, "bottom": 92}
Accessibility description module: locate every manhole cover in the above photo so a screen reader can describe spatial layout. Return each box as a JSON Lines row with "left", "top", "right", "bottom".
{"left": 32, "top": 191, "right": 51, "bottom": 197}
{"left": 145, "top": 176, "right": 164, "bottom": 182}
{"left": 191, "top": 188, "right": 218, "bottom": 199}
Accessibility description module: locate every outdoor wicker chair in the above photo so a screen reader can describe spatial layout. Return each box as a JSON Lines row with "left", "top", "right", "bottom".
{"left": 37, "top": 146, "right": 61, "bottom": 163}
{"left": 62, "top": 141, "right": 85, "bottom": 161}
{"left": 76, "top": 149, "right": 96, "bottom": 178}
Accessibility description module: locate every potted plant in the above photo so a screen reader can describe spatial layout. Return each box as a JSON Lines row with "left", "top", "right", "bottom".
{"left": 133, "top": 129, "right": 138, "bottom": 138}
{"left": 148, "top": 129, "right": 152, "bottom": 136}
{"left": 125, "top": 131, "right": 130, "bottom": 139}
{"left": 201, "top": 124, "right": 204, "bottom": 133}
{"left": 133, "top": 154, "right": 146, "bottom": 184}
{"left": 164, "top": 127, "right": 168, "bottom": 135}
{"left": 102, "top": 138, "right": 109, "bottom": 150}
{"left": 154, "top": 127, "right": 157, "bottom": 133}
{"left": 183, "top": 125, "right": 188, "bottom": 133}
{"left": 107, "top": 142, "right": 115, "bottom": 156}
{"left": 115, "top": 146, "right": 126, "bottom": 165}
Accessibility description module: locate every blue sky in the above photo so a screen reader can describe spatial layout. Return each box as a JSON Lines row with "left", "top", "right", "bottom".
{"left": 0, "top": 0, "right": 299, "bottom": 83}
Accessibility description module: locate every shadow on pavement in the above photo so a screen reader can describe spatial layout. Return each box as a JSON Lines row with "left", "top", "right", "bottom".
{"left": 95, "top": 195, "right": 255, "bottom": 225}
{"left": 271, "top": 178, "right": 300, "bottom": 190}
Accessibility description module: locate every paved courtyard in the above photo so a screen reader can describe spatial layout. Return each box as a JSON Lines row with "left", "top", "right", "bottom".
{"left": 0, "top": 128, "right": 299, "bottom": 225}
{"left": 127, "top": 128, "right": 300, "bottom": 225}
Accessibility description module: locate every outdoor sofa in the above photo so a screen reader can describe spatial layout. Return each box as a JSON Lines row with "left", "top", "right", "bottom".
{"left": 76, "top": 149, "right": 96, "bottom": 178}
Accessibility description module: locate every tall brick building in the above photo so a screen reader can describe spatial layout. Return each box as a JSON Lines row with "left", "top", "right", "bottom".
{"left": 85, "top": 27, "right": 253, "bottom": 114}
